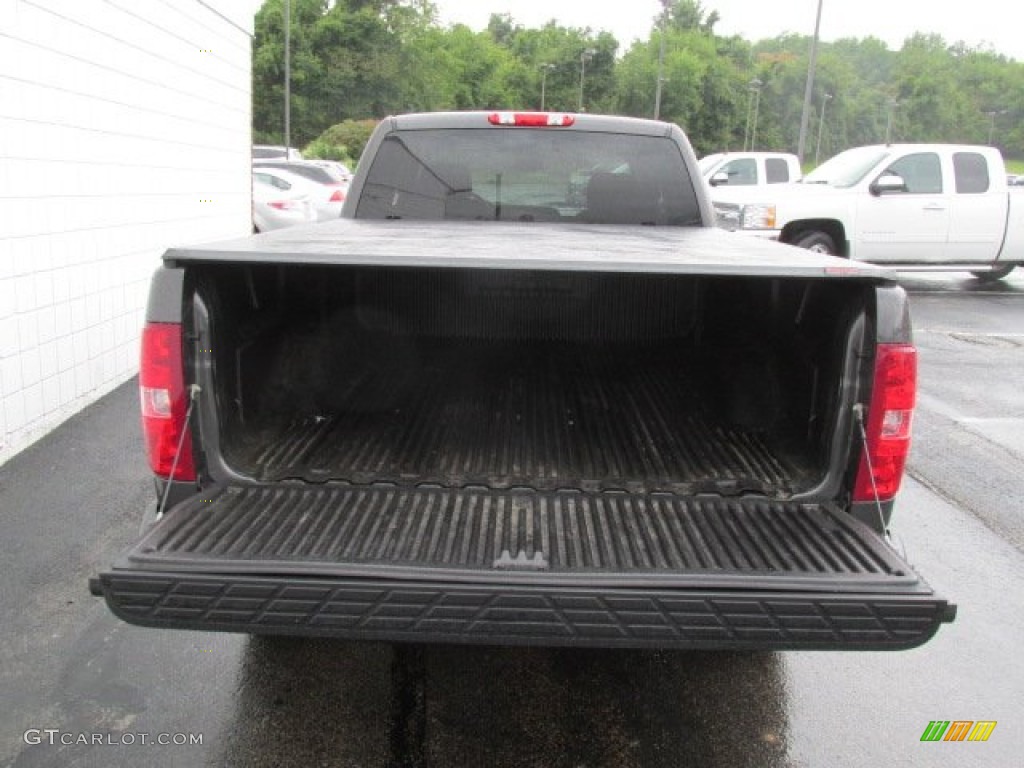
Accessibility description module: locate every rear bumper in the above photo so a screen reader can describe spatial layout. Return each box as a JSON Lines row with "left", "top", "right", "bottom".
{"left": 91, "top": 570, "right": 955, "bottom": 651}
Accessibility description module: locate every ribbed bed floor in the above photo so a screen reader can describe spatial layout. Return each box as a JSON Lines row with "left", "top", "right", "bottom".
{"left": 227, "top": 342, "right": 810, "bottom": 495}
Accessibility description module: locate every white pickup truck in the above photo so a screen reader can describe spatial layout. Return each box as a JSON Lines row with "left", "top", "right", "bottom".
{"left": 698, "top": 151, "right": 802, "bottom": 188}
{"left": 711, "top": 144, "right": 1024, "bottom": 281}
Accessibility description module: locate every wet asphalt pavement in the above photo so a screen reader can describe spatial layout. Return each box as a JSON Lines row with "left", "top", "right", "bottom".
{"left": 1, "top": 272, "right": 1022, "bottom": 767}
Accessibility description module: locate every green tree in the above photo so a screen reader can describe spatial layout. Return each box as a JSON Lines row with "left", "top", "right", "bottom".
{"left": 303, "top": 118, "right": 378, "bottom": 165}
{"left": 250, "top": 0, "right": 1024, "bottom": 163}
{"left": 252, "top": 0, "right": 326, "bottom": 145}
{"left": 253, "top": 0, "right": 435, "bottom": 144}
{"left": 890, "top": 34, "right": 973, "bottom": 143}
{"left": 666, "top": 0, "right": 720, "bottom": 33}
{"left": 615, "top": 10, "right": 746, "bottom": 154}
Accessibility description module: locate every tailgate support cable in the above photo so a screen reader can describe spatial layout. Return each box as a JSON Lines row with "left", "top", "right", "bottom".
{"left": 852, "top": 403, "right": 892, "bottom": 545}
{"left": 156, "top": 384, "right": 202, "bottom": 521}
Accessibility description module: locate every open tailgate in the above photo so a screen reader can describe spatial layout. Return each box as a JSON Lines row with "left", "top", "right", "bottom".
{"left": 92, "top": 485, "right": 955, "bottom": 650}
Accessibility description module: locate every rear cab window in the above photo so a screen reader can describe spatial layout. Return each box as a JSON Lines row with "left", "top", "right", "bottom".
{"left": 953, "top": 152, "right": 990, "bottom": 194}
{"left": 355, "top": 128, "right": 702, "bottom": 225}
{"left": 765, "top": 157, "right": 791, "bottom": 183}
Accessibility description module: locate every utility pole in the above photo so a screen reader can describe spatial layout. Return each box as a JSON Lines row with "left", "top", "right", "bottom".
{"left": 540, "top": 64, "right": 555, "bottom": 111}
{"left": 796, "top": 0, "right": 824, "bottom": 163}
{"left": 985, "top": 110, "right": 1006, "bottom": 145}
{"left": 743, "top": 78, "right": 762, "bottom": 151}
{"left": 284, "top": 0, "right": 291, "bottom": 157}
{"left": 750, "top": 79, "right": 763, "bottom": 151}
{"left": 814, "top": 93, "right": 832, "bottom": 166}
{"left": 884, "top": 99, "right": 899, "bottom": 144}
{"left": 653, "top": 0, "right": 671, "bottom": 119}
{"left": 578, "top": 49, "right": 595, "bottom": 112}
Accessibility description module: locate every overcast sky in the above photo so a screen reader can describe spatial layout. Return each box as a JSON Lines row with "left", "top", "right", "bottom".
{"left": 431, "top": 0, "right": 1023, "bottom": 61}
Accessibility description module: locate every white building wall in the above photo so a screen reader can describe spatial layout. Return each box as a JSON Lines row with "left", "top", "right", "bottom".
{"left": 0, "top": 0, "right": 256, "bottom": 463}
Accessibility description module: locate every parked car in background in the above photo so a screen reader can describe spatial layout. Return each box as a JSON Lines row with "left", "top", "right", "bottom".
{"left": 252, "top": 171, "right": 315, "bottom": 232}
{"left": 710, "top": 143, "right": 1024, "bottom": 281}
{"left": 699, "top": 151, "right": 802, "bottom": 187}
{"left": 253, "top": 163, "right": 346, "bottom": 222}
{"left": 253, "top": 144, "right": 303, "bottom": 160}
{"left": 308, "top": 159, "right": 354, "bottom": 184}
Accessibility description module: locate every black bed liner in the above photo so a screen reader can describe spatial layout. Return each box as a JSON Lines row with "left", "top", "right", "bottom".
{"left": 126, "top": 485, "right": 913, "bottom": 588}
{"left": 93, "top": 484, "right": 954, "bottom": 650}
{"left": 226, "top": 341, "right": 809, "bottom": 496}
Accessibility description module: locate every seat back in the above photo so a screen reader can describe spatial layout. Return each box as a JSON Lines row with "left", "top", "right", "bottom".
{"left": 584, "top": 172, "right": 654, "bottom": 224}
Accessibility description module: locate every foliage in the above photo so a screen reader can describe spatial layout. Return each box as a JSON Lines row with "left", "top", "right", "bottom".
{"left": 303, "top": 118, "right": 379, "bottom": 165}
{"left": 252, "top": 0, "right": 1024, "bottom": 161}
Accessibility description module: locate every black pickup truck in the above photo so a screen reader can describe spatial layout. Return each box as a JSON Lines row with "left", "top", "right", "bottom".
{"left": 91, "top": 112, "right": 955, "bottom": 650}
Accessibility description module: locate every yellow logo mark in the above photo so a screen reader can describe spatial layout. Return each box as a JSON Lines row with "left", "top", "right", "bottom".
{"left": 967, "top": 721, "right": 997, "bottom": 742}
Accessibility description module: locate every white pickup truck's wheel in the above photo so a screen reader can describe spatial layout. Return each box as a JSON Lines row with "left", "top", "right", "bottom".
{"left": 792, "top": 231, "right": 837, "bottom": 255}
{"left": 971, "top": 264, "right": 1016, "bottom": 282}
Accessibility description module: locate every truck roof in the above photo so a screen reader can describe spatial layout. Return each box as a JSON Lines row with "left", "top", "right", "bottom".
{"left": 165, "top": 219, "right": 892, "bottom": 280}
{"left": 385, "top": 111, "right": 675, "bottom": 137}
{"left": 852, "top": 143, "right": 997, "bottom": 153}
{"left": 701, "top": 151, "right": 799, "bottom": 160}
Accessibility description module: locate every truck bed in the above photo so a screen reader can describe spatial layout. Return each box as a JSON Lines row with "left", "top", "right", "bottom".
{"left": 195, "top": 264, "right": 865, "bottom": 500}
{"left": 92, "top": 260, "right": 954, "bottom": 651}
{"left": 230, "top": 340, "right": 802, "bottom": 496}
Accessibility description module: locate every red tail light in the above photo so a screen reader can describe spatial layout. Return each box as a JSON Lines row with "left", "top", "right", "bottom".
{"left": 140, "top": 323, "right": 195, "bottom": 481}
{"left": 329, "top": 186, "right": 346, "bottom": 202}
{"left": 852, "top": 343, "right": 916, "bottom": 502}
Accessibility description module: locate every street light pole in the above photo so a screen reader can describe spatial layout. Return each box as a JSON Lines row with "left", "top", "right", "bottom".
{"left": 884, "top": 99, "right": 899, "bottom": 144}
{"left": 284, "top": 0, "right": 291, "bottom": 157}
{"left": 750, "top": 79, "right": 763, "bottom": 151}
{"left": 540, "top": 64, "right": 555, "bottom": 111}
{"left": 796, "top": 0, "right": 824, "bottom": 163}
{"left": 578, "top": 49, "right": 595, "bottom": 112}
{"left": 814, "top": 93, "right": 832, "bottom": 166}
{"left": 743, "top": 78, "right": 762, "bottom": 152}
{"left": 654, "top": 0, "right": 671, "bottom": 119}
{"left": 985, "top": 110, "right": 1006, "bottom": 145}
